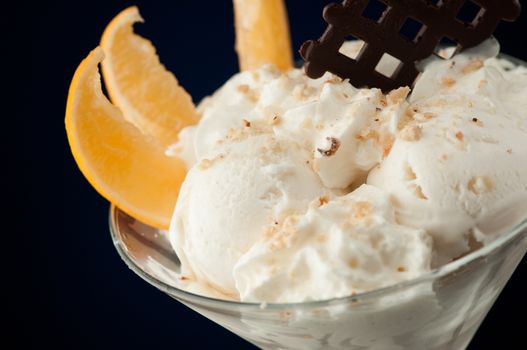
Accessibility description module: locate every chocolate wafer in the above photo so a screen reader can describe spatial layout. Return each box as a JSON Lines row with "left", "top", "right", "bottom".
{"left": 300, "top": 0, "right": 521, "bottom": 92}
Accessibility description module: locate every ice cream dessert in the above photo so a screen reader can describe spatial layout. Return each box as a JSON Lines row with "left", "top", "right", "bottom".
{"left": 64, "top": 1, "right": 526, "bottom": 348}
{"left": 168, "top": 39, "right": 527, "bottom": 303}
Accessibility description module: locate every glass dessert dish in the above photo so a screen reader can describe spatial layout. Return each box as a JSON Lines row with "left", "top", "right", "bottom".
{"left": 108, "top": 53, "right": 527, "bottom": 350}
{"left": 110, "top": 204, "right": 527, "bottom": 350}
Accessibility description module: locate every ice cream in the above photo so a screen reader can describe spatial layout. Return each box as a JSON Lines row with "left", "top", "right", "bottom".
{"left": 168, "top": 40, "right": 527, "bottom": 302}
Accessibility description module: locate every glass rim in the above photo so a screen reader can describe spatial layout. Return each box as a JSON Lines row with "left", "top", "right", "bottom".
{"left": 109, "top": 52, "right": 527, "bottom": 311}
{"left": 109, "top": 205, "right": 527, "bottom": 310}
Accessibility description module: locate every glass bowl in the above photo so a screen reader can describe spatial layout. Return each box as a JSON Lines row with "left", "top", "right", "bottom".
{"left": 110, "top": 205, "right": 527, "bottom": 350}
{"left": 109, "top": 52, "right": 527, "bottom": 350}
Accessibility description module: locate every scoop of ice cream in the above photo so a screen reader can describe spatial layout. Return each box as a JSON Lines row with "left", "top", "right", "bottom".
{"left": 368, "top": 41, "right": 527, "bottom": 264}
{"left": 169, "top": 133, "right": 327, "bottom": 296}
{"left": 233, "top": 185, "right": 431, "bottom": 303}
{"left": 177, "top": 60, "right": 400, "bottom": 190}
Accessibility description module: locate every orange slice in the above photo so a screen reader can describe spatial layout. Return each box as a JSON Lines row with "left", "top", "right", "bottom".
{"left": 233, "top": 0, "right": 293, "bottom": 72}
{"left": 100, "top": 6, "right": 198, "bottom": 148}
{"left": 65, "top": 47, "right": 187, "bottom": 229}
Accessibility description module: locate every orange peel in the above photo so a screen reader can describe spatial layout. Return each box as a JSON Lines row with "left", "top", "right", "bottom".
{"left": 101, "top": 6, "right": 198, "bottom": 148}
{"left": 65, "top": 47, "right": 187, "bottom": 229}
{"left": 233, "top": 0, "right": 294, "bottom": 72}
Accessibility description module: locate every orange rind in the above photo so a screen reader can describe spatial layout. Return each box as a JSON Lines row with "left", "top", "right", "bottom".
{"left": 233, "top": 0, "right": 293, "bottom": 72}
{"left": 65, "top": 48, "right": 187, "bottom": 229}
{"left": 101, "top": 6, "right": 198, "bottom": 148}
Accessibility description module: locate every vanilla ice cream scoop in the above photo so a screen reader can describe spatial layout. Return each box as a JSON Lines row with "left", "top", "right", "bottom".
{"left": 169, "top": 40, "right": 527, "bottom": 302}
{"left": 169, "top": 133, "right": 327, "bottom": 296}
{"left": 233, "top": 185, "right": 431, "bottom": 303}
{"left": 368, "top": 41, "right": 527, "bottom": 265}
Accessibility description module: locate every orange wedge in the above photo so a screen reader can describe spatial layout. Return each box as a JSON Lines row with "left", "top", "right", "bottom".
{"left": 100, "top": 6, "right": 198, "bottom": 148}
{"left": 65, "top": 47, "right": 187, "bottom": 229}
{"left": 233, "top": 0, "right": 293, "bottom": 72}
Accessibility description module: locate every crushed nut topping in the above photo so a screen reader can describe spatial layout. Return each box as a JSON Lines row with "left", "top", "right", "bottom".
{"left": 198, "top": 154, "right": 225, "bottom": 170}
{"left": 471, "top": 117, "right": 484, "bottom": 127}
{"left": 237, "top": 84, "right": 250, "bottom": 93}
{"left": 352, "top": 201, "right": 373, "bottom": 220}
{"left": 468, "top": 176, "right": 494, "bottom": 195}
{"left": 442, "top": 78, "right": 456, "bottom": 87}
{"left": 462, "top": 59, "right": 484, "bottom": 74}
{"left": 410, "top": 184, "right": 428, "bottom": 200}
{"left": 398, "top": 125, "right": 423, "bottom": 142}
{"left": 317, "top": 137, "right": 341, "bottom": 156}
{"left": 387, "top": 86, "right": 410, "bottom": 105}
{"left": 269, "top": 115, "right": 280, "bottom": 125}
{"left": 198, "top": 159, "right": 212, "bottom": 170}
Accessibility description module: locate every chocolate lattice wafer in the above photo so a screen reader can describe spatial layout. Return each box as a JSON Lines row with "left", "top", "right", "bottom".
{"left": 300, "top": 0, "right": 521, "bottom": 92}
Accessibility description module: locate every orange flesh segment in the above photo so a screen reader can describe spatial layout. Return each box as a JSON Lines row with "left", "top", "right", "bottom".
{"left": 233, "top": 0, "right": 293, "bottom": 72}
{"left": 65, "top": 47, "right": 186, "bottom": 229}
{"left": 100, "top": 6, "right": 198, "bottom": 148}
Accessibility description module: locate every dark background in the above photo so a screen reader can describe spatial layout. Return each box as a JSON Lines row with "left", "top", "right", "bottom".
{"left": 24, "top": 1, "right": 525, "bottom": 349}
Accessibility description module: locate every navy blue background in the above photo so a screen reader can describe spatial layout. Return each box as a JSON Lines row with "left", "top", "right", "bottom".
{"left": 24, "top": 1, "right": 525, "bottom": 349}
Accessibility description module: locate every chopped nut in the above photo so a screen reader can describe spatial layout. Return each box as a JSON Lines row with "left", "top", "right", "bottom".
{"left": 324, "top": 76, "right": 342, "bottom": 84}
{"left": 404, "top": 163, "right": 417, "bottom": 180}
{"left": 462, "top": 59, "right": 484, "bottom": 74}
{"left": 293, "top": 84, "right": 316, "bottom": 100}
{"left": 348, "top": 257, "right": 359, "bottom": 269}
{"left": 198, "top": 154, "right": 224, "bottom": 170}
{"left": 398, "top": 125, "right": 423, "bottom": 142}
{"left": 387, "top": 86, "right": 410, "bottom": 105}
{"left": 413, "top": 112, "right": 435, "bottom": 122}
{"left": 409, "top": 184, "right": 428, "bottom": 200}
{"left": 442, "top": 78, "right": 456, "bottom": 88}
{"left": 353, "top": 201, "right": 372, "bottom": 219}
{"left": 471, "top": 117, "right": 484, "bottom": 127}
{"left": 379, "top": 95, "right": 388, "bottom": 107}
{"left": 243, "top": 119, "right": 251, "bottom": 127}
{"left": 318, "top": 196, "right": 329, "bottom": 206}
{"left": 381, "top": 134, "right": 394, "bottom": 158}
{"left": 356, "top": 128, "right": 380, "bottom": 142}
{"left": 317, "top": 137, "right": 341, "bottom": 156}
{"left": 424, "top": 112, "right": 435, "bottom": 120}
{"left": 237, "top": 84, "right": 259, "bottom": 102}
{"left": 397, "top": 266, "right": 407, "bottom": 272}
{"left": 269, "top": 115, "right": 280, "bottom": 125}
{"left": 198, "top": 159, "right": 212, "bottom": 170}
{"left": 237, "top": 84, "right": 250, "bottom": 93}
{"left": 468, "top": 176, "right": 494, "bottom": 195}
